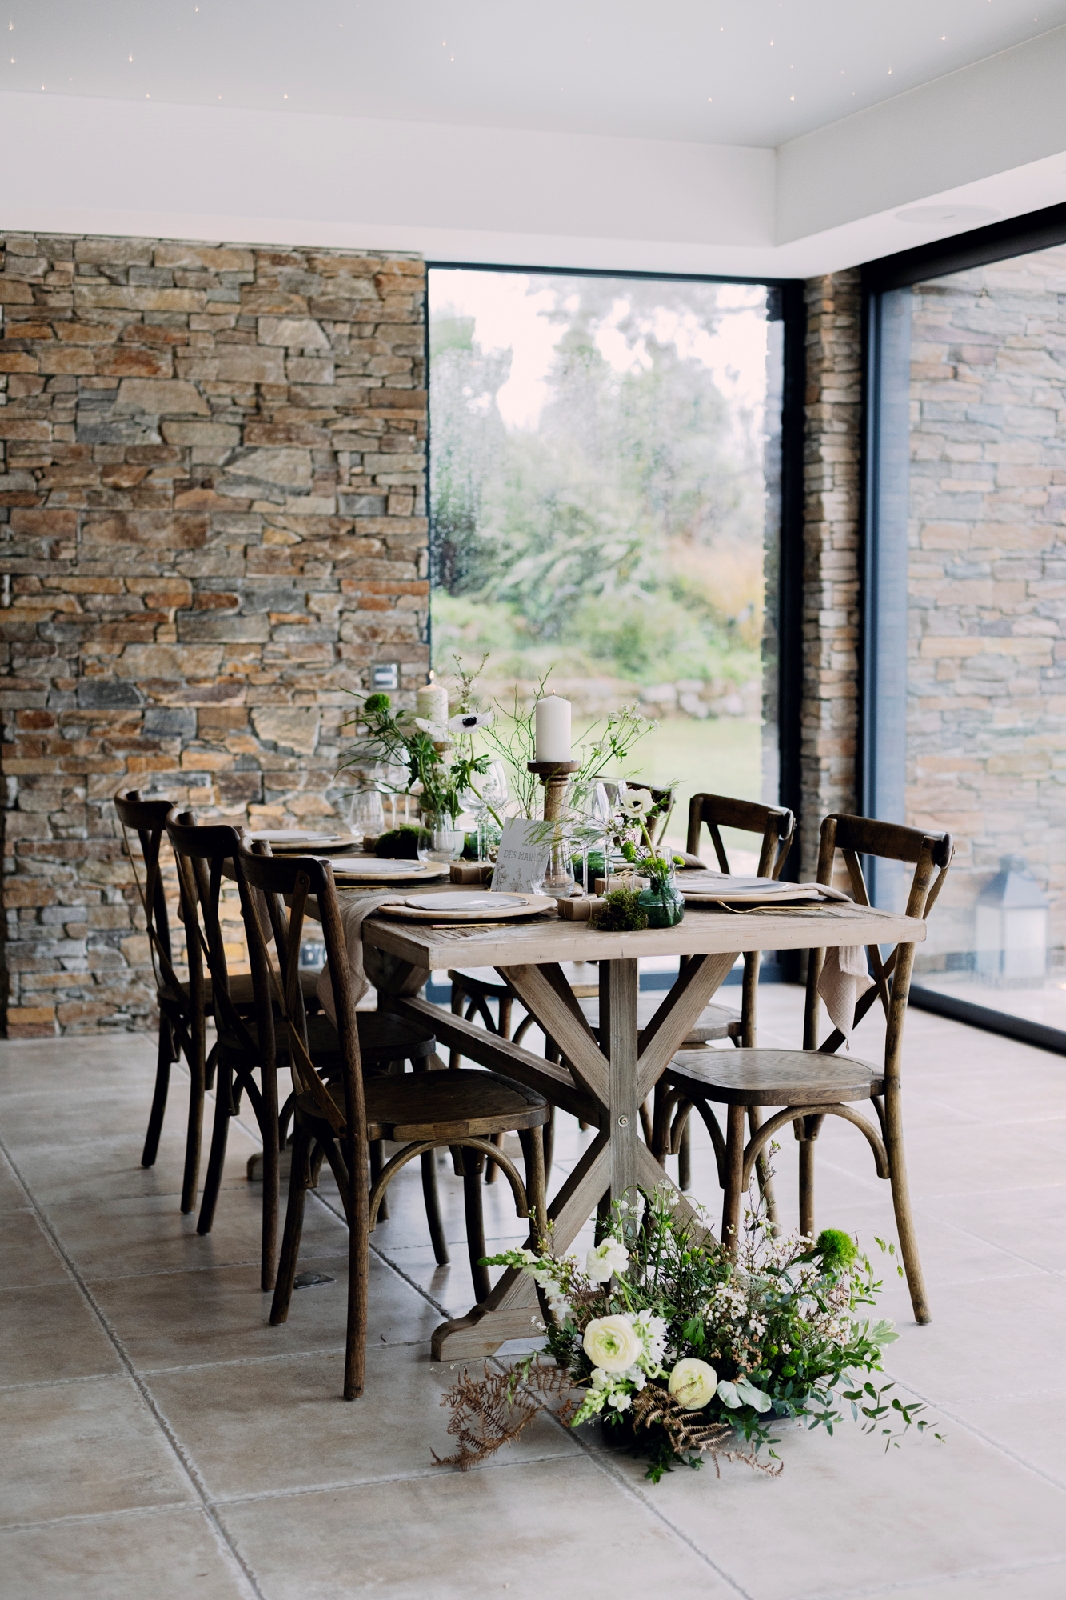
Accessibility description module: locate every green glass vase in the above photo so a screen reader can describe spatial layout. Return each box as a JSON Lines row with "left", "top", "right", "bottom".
{"left": 637, "top": 870, "right": 685, "bottom": 929}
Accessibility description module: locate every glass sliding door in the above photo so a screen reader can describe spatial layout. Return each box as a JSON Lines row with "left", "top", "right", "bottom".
{"left": 426, "top": 267, "right": 790, "bottom": 860}
{"left": 867, "top": 244, "right": 1066, "bottom": 1036}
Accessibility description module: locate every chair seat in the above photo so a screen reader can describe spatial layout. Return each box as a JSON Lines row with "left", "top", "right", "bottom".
{"left": 306, "top": 1068, "right": 549, "bottom": 1143}
{"left": 668, "top": 1047, "right": 884, "bottom": 1107}
{"left": 579, "top": 993, "right": 741, "bottom": 1045}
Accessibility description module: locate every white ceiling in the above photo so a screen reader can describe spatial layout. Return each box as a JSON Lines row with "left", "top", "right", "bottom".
{"left": 8, "top": 0, "right": 1066, "bottom": 147}
{"left": 3, "top": 1, "right": 1066, "bottom": 277}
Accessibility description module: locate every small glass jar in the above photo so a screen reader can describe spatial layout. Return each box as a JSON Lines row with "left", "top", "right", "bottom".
{"left": 637, "top": 865, "right": 685, "bottom": 928}
{"left": 416, "top": 813, "right": 465, "bottom": 863}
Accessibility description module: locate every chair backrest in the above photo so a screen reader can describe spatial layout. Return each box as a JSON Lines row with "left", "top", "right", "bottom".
{"left": 235, "top": 846, "right": 367, "bottom": 1154}
{"left": 805, "top": 812, "right": 953, "bottom": 1064}
{"left": 114, "top": 788, "right": 177, "bottom": 982}
{"left": 164, "top": 811, "right": 245, "bottom": 1043}
{"left": 686, "top": 792, "right": 795, "bottom": 879}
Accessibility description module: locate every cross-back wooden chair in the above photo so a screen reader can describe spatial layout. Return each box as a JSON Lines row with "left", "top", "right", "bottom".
{"left": 237, "top": 846, "right": 550, "bottom": 1399}
{"left": 664, "top": 813, "right": 952, "bottom": 1325}
{"left": 645, "top": 793, "right": 797, "bottom": 1196}
{"left": 165, "top": 812, "right": 286, "bottom": 1290}
{"left": 114, "top": 788, "right": 207, "bottom": 1213}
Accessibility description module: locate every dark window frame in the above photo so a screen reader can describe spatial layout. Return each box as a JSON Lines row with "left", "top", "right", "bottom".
{"left": 861, "top": 203, "right": 1066, "bottom": 1054}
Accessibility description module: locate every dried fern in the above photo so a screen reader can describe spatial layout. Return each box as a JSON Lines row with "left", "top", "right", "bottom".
{"left": 630, "top": 1384, "right": 784, "bottom": 1478}
{"left": 434, "top": 1358, "right": 577, "bottom": 1471}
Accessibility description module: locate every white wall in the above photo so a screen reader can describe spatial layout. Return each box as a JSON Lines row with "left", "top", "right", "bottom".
{"left": 3, "top": 23, "right": 1066, "bottom": 277}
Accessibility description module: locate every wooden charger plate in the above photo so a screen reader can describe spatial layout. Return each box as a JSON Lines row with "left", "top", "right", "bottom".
{"left": 374, "top": 890, "right": 556, "bottom": 922}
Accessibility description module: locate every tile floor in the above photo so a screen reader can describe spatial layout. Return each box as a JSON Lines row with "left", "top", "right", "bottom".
{"left": 2, "top": 988, "right": 1066, "bottom": 1599}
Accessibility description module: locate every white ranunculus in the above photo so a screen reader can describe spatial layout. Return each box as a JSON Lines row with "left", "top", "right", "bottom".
{"left": 583, "top": 1315, "right": 642, "bottom": 1374}
{"left": 585, "top": 1237, "right": 630, "bottom": 1283}
{"left": 668, "top": 1358, "right": 718, "bottom": 1410}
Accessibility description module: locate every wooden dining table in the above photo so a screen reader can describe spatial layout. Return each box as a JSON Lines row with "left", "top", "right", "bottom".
{"left": 351, "top": 890, "right": 926, "bottom": 1361}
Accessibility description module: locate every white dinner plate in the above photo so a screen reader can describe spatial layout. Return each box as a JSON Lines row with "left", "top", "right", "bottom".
{"left": 328, "top": 858, "right": 448, "bottom": 881}
{"left": 247, "top": 830, "right": 356, "bottom": 853}
{"left": 375, "top": 891, "right": 556, "bottom": 922}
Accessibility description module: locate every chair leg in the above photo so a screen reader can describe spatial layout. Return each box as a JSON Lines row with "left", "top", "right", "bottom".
{"left": 543, "top": 1104, "right": 556, "bottom": 1184}
{"left": 260, "top": 1062, "right": 279, "bottom": 1294}
{"left": 344, "top": 1126, "right": 370, "bottom": 1402}
{"left": 204, "top": 1039, "right": 217, "bottom": 1093}
{"left": 884, "top": 1086, "right": 930, "bottom": 1324}
{"left": 797, "top": 1114, "right": 823, "bottom": 1240}
{"left": 180, "top": 1025, "right": 206, "bottom": 1216}
{"left": 141, "top": 1014, "right": 174, "bottom": 1169}
{"left": 484, "top": 1130, "right": 505, "bottom": 1185}
{"left": 369, "top": 1139, "right": 389, "bottom": 1221}
{"left": 677, "top": 1117, "right": 692, "bottom": 1192}
{"left": 721, "top": 1104, "right": 745, "bottom": 1255}
{"left": 421, "top": 1148, "right": 449, "bottom": 1265}
{"left": 748, "top": 1106, "right": 778, "bottom": 1228}
{"left": 460, "top": 1148, "right": 491, "bottom": 1304}
{"left": 518, "top": 1126, "right": 547, "bottom": 1244}
{"left": 448, "top": 986, "right": 464, "bottom": 1071}
{"left": 197, "top": 1055, "right": 232, "bottom": 1237}
{"left": 270, "top": 1125, "right": 312, "bottom": 1326}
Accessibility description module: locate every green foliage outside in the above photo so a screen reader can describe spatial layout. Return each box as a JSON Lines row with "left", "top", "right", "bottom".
{"left": 428, "top": 278, "right": 767, "bottom": 697}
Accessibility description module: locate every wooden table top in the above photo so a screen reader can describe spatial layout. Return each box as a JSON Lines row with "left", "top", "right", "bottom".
{"left": 357, "top": 897, "right": 925, "bottom": 969}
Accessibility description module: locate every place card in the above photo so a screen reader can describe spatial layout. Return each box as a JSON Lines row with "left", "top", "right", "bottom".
{"left": 490, "top": 818, "right": 549, "bottom": 894}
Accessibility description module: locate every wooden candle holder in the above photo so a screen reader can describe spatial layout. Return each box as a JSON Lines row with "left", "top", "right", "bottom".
{"left": 527, "top": 759, "right": 579, "bottom": 822}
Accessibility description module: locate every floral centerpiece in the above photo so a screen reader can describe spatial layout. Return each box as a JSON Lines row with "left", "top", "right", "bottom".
{"left": 437, "top": 1187, "right": 938, "bottom": 1482}
{"left": 340, "top": 662, "right": 497, "bottom": 834}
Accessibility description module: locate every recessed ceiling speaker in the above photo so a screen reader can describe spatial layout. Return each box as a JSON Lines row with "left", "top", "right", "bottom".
{"left": 895, "top": 204, "right": 1000, "bottom": 227}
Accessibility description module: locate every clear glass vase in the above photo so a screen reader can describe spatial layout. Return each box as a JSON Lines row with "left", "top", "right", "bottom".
{"left": 416, "top": 813, "right": 465, "bottom": 863}
{"left": 533, "top": 829, "right": 575, "bottom": 899}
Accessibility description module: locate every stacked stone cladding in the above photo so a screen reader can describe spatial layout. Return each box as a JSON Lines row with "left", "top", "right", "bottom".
{"left": 801, "top": 271, "right": 862, "bottom": 881}
{"left": 0, "top": 233, "right": 428, "bottom": 1037}
{"left": 906, "top": 248, "right": 1066, "bottom": 966}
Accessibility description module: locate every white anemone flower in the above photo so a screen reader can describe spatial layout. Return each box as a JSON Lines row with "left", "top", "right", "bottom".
{"left": 617, "top": 786, "right": 653, "bottom": 819}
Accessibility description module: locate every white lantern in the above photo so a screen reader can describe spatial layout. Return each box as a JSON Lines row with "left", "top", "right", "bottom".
{"left": 974, "top": 855, "right": 1048, "bottom": 984}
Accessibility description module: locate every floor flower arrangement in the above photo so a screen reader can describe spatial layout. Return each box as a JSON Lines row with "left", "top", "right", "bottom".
{"left": 438, "top": 1187, "right": 939, "bottom": 1482}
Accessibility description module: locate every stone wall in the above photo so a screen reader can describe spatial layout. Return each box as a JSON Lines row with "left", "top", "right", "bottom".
{"left": 906, "top": 247, "right": 1066, "bottom": 966}
{"left": 800, "top": 271, "right": 863, "bottom": 878}
{"left": 0, "top": 233, "right": 428, "bottom": 1038}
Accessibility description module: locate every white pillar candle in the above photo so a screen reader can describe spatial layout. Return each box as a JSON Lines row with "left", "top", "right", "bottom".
{"left": 416, "top": 684, "right": 449, "bottom": 728}
{"left": 534, "top": 695, "right": 572, "bottom": 763}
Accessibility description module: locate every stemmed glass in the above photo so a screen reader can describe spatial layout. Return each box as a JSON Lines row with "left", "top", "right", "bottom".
{"left": 462, "top": 760, "right": 508, "bottom": 862}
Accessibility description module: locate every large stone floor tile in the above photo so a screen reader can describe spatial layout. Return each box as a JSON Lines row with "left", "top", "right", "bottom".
{"left": 0, "top": 1281, "right": 122, "bottom": 1387}
{"left": 596, "top": 1402, "right": 1066, "bottom": 1600}
{"left": 0, "top": 1147, "right": 29, "bottom": 1213}
{"left": 14, "top": 1124, "right": 259, "bottom": 1209}
{"left": 854, "top": 1558, "right": 1066, "bottom": 1599}
{"left": 922, "top": 1183, "right": 1066, "bottom": 1274}
{"left": 820, "top": 1117, "right": 1066, "bottom": 1201}
{"left": 881, "top": 1269, "right": 1066, "bottom": 1405}
{"left": 0, "top": 1209, "right": 69, "bottom": 1289}
{"left": 0, "top": 1374, "right": 195, "bottom": 1526}
{"left": 947, "top": 1387, "right": 1066, "bottom": 1486}
{"left": 146, "top": 1342, "right": 580, "bottom": 1501}
{"left": 219, "top": 1454, "right": 731, "bottom": 1600}
{"left": 94, "top": 1249, "right": 441, "bottom": 1371}
{"left": 0, "top": 1506, "right": 248, "bottom": 1600}
{"left": 45, "top": 1183, "right": 348, "bottom": 1282}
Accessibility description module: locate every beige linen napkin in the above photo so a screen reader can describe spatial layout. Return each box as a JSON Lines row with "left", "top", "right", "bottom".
{"left": 816, "top": 945, "right": 874, "bottom": 1040}
{"left": 316, "top": 890, "right": 403, "bottom": 1024}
